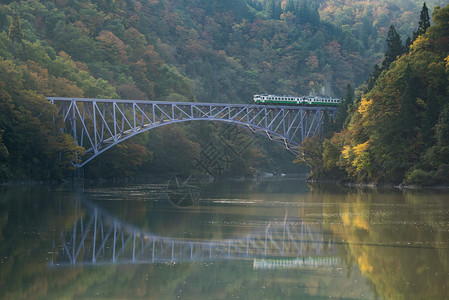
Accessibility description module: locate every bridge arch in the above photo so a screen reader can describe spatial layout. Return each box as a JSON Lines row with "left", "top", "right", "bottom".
{"left": 48, "top": 97, "right": 337, "bottom": 167}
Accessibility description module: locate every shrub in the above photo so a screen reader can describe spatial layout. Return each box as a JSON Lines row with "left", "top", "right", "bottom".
{"left": 434, "top": 164, "right": 449, "bottom": 184}
{"left": 405, "top": 169, "right": 435, "bottom": 186}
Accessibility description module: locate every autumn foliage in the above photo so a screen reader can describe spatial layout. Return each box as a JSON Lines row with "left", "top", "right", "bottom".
{"left": 299, "top": 4, "right": 449, "bottom": 185}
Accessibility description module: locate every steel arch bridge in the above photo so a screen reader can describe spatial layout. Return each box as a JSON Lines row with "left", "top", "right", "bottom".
{"left": 48, "top": 97, "right": 337, "bottom": 167}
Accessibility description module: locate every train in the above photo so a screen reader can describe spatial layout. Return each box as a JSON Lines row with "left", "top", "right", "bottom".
{"left": 253, "top": 94, "right": 341, "bottom": 106}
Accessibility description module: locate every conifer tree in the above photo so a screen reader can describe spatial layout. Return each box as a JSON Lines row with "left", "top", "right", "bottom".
{"left": 0, "top": 8, "right": 8, "bottom": 31}
{"left": 285, "top": 0, "right": 297, "bottom": 13}
{"left": 8, "top": 12, "right": 23, "bottom": 44}
{"left": 405, "top": 36, "right": 412, "bottom": 50}
{"left": 423, "top": 87, "right": 439, "bottom": 146}
{"left": 413, "top": 2, "right": 431, "bottom": 40}
{"left": 334, "top": 84, "right": 353, "bottom": 131}
{"left": 273, "top": 0, "right": 282, "bottom": 19}
{"left": 366, "top": 64, "right": 381, "bottom": 92}
{"left": 264, "top": 0, "right": 275, "bottom": 18}
{"left": 400, "top": 65, "right": 420, "bottom": 140}
{"left": 382, "top": 25, "right": 404, "bottom": 71}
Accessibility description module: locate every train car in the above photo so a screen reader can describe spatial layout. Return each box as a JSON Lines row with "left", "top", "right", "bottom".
{"left": 253, "top": 94, "right": 341, "bottom": 106}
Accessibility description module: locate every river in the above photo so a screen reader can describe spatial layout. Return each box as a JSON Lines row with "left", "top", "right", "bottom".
{"left": 1, "top": 176, "right": 448, "bottom": 299}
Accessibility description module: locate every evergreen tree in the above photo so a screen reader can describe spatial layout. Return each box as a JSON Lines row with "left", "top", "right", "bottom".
{"left": 366, "top": 64, "right": 381, "bottom": 92}
{"left": 0, "top": 7, "right": 8, "bottom": 31}
{"left": 295, "top": 0, "right": 320, "bottom": 25}
{"left": 297, "top": 0, "right": 308, "bottom": 24}
{"left": 334, "top": 84, "right": 353, "bottom": 131}
{"left": 381, "top": 25, "right": 405, "bottom": 71}
{"left": 264, "top": 0, "right": 274, "bottom": 17}
{"left": 285, "top": 0, "right": 297, "bottom": 13}
{"left": 413, "top": 2, "right": 431, "bottom": 40}
{"left": 321, "top": 110, "right": 334, "bottom": 138}
{"left": 405, "top": 36, "right": 412, "bottom": 51}
{"left": 423, "top": 87, "right": 439, "bottom": 146}
{"left": 273, "top": 0, "right": 282, "bottom": 19}
{"left": 8, "top": 11, "right": 23, "bottom": 45}
{"left": 264, "top": 0, "right": 282, "bottom": 19}
{"left": 400, "top": 65, "right": 420, "bottom": 140}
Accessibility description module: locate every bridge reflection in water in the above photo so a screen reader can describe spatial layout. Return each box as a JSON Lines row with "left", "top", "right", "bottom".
{"left": 51, "top": 197, "right": 338, "bottom": 268}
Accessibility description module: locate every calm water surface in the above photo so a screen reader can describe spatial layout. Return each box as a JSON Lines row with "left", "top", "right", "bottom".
{"left": 1, "top": 177, "right": 449, "bottom": 299}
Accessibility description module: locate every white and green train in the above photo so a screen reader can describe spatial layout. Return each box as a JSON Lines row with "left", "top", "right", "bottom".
{"left": 253, "top": 94, "right": 341, "bottom": 106}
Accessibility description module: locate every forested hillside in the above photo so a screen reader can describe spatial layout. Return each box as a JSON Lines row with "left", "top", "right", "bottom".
{"left": 298, "top": 3, "right": 449, "bottom": 186}
{"left": 0, "top": 0, "right": 443, "bottom": 181}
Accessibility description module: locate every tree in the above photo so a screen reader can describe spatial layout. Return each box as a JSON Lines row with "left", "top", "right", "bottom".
{"left": 400, "top": 65, "right": 420, "bottom": 141}
{"left": 284, "top": 0, "right": 296, "bottom": 14}
{"left": 422, "top": 87, "right": 439, "bottom": 147}
{"left": 335, "top": 84, "right": 353, "bottom": 130}
{"left": 294, "top": 135, "right": 325, "bottom": 179}
{"left": 381, "top": 25, "right": 405, "bottom": 71}
{"left": 413, "top": 2, "right": 431, "bottom": 40}
{"left": 8, "top": 12, "right": 23, "bottom": 45}
{"left": 366, "top": 64, "right": 381, "bottom": 92}
{"left": 0, "top": 7, "right": 8, "bottom": 31}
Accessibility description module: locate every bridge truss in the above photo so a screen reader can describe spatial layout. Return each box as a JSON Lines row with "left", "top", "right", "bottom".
{"left": 48, "top": 97, "right": 337, "bottom": 167}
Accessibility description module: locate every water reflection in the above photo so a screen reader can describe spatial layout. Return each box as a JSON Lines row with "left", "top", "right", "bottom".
{"left": 52, "top": 196, "right": 338, "bottom": 267}
{"left": 1, "top": 181, "right": 449, "bottom": 299}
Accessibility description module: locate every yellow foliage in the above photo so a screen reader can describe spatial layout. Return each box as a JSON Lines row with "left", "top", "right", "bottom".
{"left": 341, "top": 210, "right": 370, "bottom": 231}
{"left": 354, "top": 215, "right": 370, "bottom": 231}
{"left": 409, "top": 35, "right": 431, "bottom": 53}
{"left": 358, "top": 97, "right": 373, "bottom": 117}
{"left": 358, "top": 253, "right": 374, "bottom": 273}
{"left": 341, "top": 212, "right": 351, "bottom": 227}
{"left": 350, "top": 139, "right": 372, "bottom": 175}
{"left": 342, "top": 145, "right": 352, "bottom": 159}
{"left": 353, "top": 140, "right": 371, "bottom": 156}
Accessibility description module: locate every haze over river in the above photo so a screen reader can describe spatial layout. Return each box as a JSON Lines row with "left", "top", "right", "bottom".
{"left": 1, "top": 177, "right": 448, "bottom": 299}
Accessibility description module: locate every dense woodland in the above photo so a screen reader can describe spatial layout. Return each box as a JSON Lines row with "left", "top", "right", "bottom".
{"left": 298, "top": 3, "right": 449, "bottom": 186}
{"left": 0, "top": 0, "right": 447, "bottom": 182}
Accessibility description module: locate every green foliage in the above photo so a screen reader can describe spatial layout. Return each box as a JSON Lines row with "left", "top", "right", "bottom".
{"left": 294, "top": 135, "right": 325, "bottom": 179}
{"left": 434, "top": 164, "right": 449, "bottom": 183}
{"left": 334, "top": 84, "right": 354, "bottom": 130}
{"left": 8, "top": 11, "right": 23, "bottom": 44}
{"left": 0, "top": 58, "right": 85, "bottom": 180}
{"left": 0, "top": 0, "right": 446, "bottom": 180}
{"left": 405, "top": 169, "right": 434, "bottom": 185}
{"left": 382, "top": 25, "right": 405, "bottom": 70}
{"left": 309, "top": 3, "right": 449, "bottom": 185}
{"left": 413, "top": 2, "right": 431, "bottom": 40}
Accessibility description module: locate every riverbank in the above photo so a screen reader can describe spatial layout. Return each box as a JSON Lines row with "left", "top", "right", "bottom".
{"left": 306, "top": 178, "right": 449, "bottom": 191}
